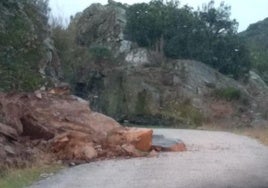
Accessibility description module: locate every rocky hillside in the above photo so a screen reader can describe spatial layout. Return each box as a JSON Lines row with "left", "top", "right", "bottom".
{"left": 1, "top": 0, "right": 267, "bottom": 173}
{"left": 53, "top": 1, "right": 268, "bottom": 128}
{"left": 0, "top": 1, "right": 267, "bottom": 128}
{"left": 240, "top": 17, "right": 268, "bottom": 83}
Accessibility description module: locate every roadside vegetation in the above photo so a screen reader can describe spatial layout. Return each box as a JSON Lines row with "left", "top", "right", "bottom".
{"left": 212, "top": 87, "right": 241, "bottom": 101}
{"left": 241, "top": 18, "right": 268, "bottom": 83}
{"left": 235, "top": 128, "right": 268, "bottom": 146}
{"left": 0, "top": 0, "right": 50, "bottom": 91}
{"left": 0, "top": 164, "right": 63, "bottom": 188}
{"left": 201, "top": 124, "right": 268, "bottom": 146}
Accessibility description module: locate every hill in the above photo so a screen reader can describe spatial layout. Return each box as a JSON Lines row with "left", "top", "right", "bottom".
{"left": 240, "top": 17, "right": 268, "bottom": 83}
{"left": 0, "top": 0, "right": 267, "bottom": 128}
{"left": 51, "top": 1, "right": 268, "bottom": 128}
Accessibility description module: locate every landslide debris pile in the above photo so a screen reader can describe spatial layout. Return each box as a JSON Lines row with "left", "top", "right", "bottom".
{"left": 0, "top": 90, "right": 185, "bottom": 169}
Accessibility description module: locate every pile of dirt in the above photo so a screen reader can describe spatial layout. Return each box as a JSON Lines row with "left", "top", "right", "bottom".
{"left": 0, "top": 90, "right": 186, "bottom": 168}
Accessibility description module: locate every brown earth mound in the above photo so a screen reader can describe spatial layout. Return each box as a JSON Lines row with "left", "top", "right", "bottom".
{"left": 0, "top": 90, "right": 186, "bottom": 169}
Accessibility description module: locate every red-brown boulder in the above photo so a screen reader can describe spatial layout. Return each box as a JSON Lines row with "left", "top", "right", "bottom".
{"left": 0, "top": 91, "right": 154, "bottom": 163}
{"left": 51, "top": 131, "right": 97, "bottom": 161}
{"left": 107, "top": 127, "right": 153, "bottom": 152}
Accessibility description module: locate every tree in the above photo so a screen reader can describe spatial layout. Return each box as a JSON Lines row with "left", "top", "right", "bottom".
{"left": 0, "top": 0, "right": 50, "bottom": 91}
{"left": 195, "top": 1, "right": 250, "bottom": 78}
{"left": 125, "top": 0, "right": 251, "bottom": 79}
{"left": 126, "top": 0, "right": 180, "bottom": 55}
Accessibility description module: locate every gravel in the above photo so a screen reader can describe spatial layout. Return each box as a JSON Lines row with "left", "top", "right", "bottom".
{"left": 29, "top": 129, "right": 268, "bottom": 188}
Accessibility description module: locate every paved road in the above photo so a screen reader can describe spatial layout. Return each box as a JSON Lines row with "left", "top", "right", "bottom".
{"left": 29, "top": 129, "right": 268, "bottom": 188}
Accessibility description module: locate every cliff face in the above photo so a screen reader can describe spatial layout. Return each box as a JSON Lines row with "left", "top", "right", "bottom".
{"left": 64, "top": 2, "right": 268, "bottom": 128}
{"left": 71, "top": 2, "right": 130, "bottom": 55}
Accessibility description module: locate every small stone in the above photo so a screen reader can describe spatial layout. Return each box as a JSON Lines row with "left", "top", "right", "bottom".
{"left": 69, "top": 162, "right": 76, "bottom": 166}
{"left": 148, "top": 149, "right": 158, "bottom": 158}
{"left": 40, "top": 173, "right": 54, "bottom": 178}
{"left": 83, "top": 145, "right": 98, "bottom": 160}
{"left": 34, "top": 91, "right": 42, "bottom": 99}
{"left": 4, "top": 145, "right": 16, "bottom": 155}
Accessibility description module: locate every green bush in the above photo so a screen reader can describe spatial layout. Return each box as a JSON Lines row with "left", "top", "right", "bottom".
{"left": 162, "top": 98, "right": 204, "bottom": 128}
{"left": 89, "top": 46, "right": 112, "bottom": 62}
{"left": 213, "top": 87, "right": 241, "bottom": 101}
{"left": 0, "top": 0, "right": 49, "bottom": 92}
{"left": 125, "top": 0, "right": 251, "bottom": 79}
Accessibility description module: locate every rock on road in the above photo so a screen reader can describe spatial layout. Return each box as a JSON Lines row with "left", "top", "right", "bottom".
{"left": 29, "top": 129, "right": 268, "bottom": 188}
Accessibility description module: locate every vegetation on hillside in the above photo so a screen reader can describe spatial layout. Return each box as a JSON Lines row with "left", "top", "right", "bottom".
{"left": 125, "top": 0, "right": 251, "bottom": 79}
{"left": 240, "top": 18, "right": 268, "bottom": 83}
{"left": 212, "top": 87, "right": 241, "bottom": 101}
{"left": 0, "top": 0, "right": 50, "bottom": 91}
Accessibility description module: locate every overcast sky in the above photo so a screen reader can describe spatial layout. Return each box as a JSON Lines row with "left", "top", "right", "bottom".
{"left": 49, "top": 0, "right": 268, "bottom": 32}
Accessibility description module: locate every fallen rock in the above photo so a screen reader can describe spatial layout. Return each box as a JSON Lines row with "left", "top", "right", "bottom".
{"left": 0, "top": 122, "right": 18, "bottom": 140}
{"left": 0, "top": 135, "right": 35, "bottom": 168}
{"left": 148, "top": 149, "right": 158, "bottom": 158}
{"left": 152, "top": 134, "right": 186, "bottom": 152}
{"left": 4, "top": 145, "right": 16, "bottom": 155}
{"left": 0, "top": 92, "right": 120, "bottom": 140}
{"left": 0, "top": 91, "right": 154, "bottom": 164}
{"left": 0, "top": 90, "right": 187, "bottom": 166}
{"left": 121, "top": 144, "right": 146, "bottom": 157}
{"left": 107, "top": 127, "right": 153, "bottom": 151}
{"left": 51, "top": 131, "right": 97, "bottom": 161}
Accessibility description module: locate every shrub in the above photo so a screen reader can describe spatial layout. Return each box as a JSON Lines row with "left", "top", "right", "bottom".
{"left": 0, "top": 0, "right": 49, "bottom": 91}
{"left": 213, "top": 87, "right": 241, "bottom": 101}
{"left": 89, "top": 46, "right": 112, "bottom": 62}
{"left": 162, "top": 98, "right": 204, "bottom": 128}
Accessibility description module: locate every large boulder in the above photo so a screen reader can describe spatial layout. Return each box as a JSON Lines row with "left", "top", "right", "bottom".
{"left": 107, "top": 127, "right": 153, "bottom": 151}
{"left": 0, "top": 90, "right": 155, "bottom": 163}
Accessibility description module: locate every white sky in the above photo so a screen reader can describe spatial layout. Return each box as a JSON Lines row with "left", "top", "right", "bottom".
{"left": 49, "top": 0, "right": 268, "bottom": 32}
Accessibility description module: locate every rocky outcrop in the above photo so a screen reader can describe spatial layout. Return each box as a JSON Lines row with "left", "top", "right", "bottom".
{"left": 107, "top": 128, "right": 153, "bottom": 151}
{"left": 72, "top": 1, "right": 129, "bottom": 55}
{"left": 66, "top": 1, "right": 268, "bottom": 129}
{"left": 240, "top": 17, "right": 268, "bottom": 84}
{"left": 79, "top": 58, "right": 268, "bottom": 128}
{"left": 125, "top": 48, "right": 150, "bottom": 66}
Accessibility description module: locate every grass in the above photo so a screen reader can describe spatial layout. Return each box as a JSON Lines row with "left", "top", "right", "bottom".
{"left": 200, "top": 124, "right": 268, "bottom": 146}
{"left": 161, "top": 99, "right": 204, "bottom": 128}
{"left": 0, "top": 164, "right": 63, "bottom": 188}
{"left": 212, "top": 87, "right": 241, "bottom": 101}
{"left": 235, "top": 128, "right": 268, "bottom": 146}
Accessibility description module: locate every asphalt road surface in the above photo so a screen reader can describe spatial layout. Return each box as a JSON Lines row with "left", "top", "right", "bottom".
{"left": 29, "top": 129, "right": 268, "bottom": 188}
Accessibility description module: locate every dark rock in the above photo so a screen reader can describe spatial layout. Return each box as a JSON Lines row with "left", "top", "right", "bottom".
{"left": 152, "top": 134, "right": 186, "bottom": 152}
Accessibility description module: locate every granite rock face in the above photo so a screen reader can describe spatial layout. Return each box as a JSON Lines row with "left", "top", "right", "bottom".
{"left": 68, "top": 1, "right": 268, "bottom": 128}
{"left": 73, "top": 1, "right": 129, "bottom": 55}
